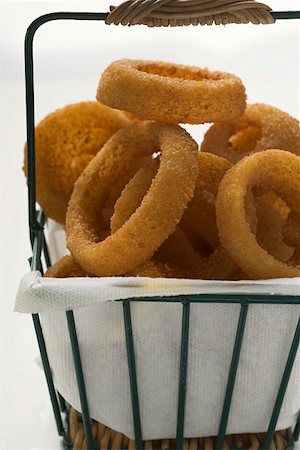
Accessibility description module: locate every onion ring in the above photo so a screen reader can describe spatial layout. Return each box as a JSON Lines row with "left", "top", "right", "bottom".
{"left": 110, "top": 164, "right": 173, "bottom": 278}
{"left": 181, "top": 153, "right": 232, "bottom": 249}
{"left": 126, "top": 260, "right": 171, "bottom": 278}
{"left": 111, "top": 161, "right": 203, "bottom": 277}
{"left": 45, "top": 255, "right": 89, "bottom": 278}
{"left": 282, "top": 211, "right": 300, "bottom": 264}
{"left": 283, "top": 212, "right": 300, "bottom": 248}
{"left": 216, "top": 150, "right": 300, "bottom": 279}
{"left": 97, "top": 59, "right": 246, "bottom": 124}
{"left": 112, "top": 154, "right": 240, "bottom": 280}
{"left": 23, "top": 101, "right": 132, "bottom": 224}
{"left": 66, "top": 121, "right": 198, "bottom": 276}
{"left": 255, "top": 193, "right": 294, "bottom": 262}
{"left": 45, "top": 255, "right": 168, "bottom": 278}
{"left": 201, "top": 103, "right": 300, "bottom": 163}
{"left": 180, "top": 153, "right": 241, "bottom": 279}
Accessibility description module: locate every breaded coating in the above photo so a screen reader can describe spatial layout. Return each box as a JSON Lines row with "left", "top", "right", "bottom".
{"left": 45, "top": 255, "right": 89, "bottom": 278}
{"left": 23, "top": 101, "right": 132, "bottom": 224}
{"left": 181, "top": 153, "right": 232, "bottom": 249}
{"left": 112, "top": 154, "right": 238, "bottom": 280}
{"left": 97, "top": 59, "right": 246, "bottom": 124}
{"left": 45, "top": 255, "right": 168, "bottom": 279}
{"left": 216, "top": 150, "right": 300, "bottom": 279}
{"left": 201, "top": 103, "right": 300, "bottom": 163}
{"left": 66, "top": 121, "right": 198, "bottom": 276}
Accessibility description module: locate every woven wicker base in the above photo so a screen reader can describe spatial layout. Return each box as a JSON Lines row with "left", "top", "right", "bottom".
{"left": 68, "top": 408, "right": 289, "bottom": 450}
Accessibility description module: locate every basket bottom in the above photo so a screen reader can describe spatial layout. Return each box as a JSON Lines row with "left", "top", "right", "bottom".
{"left": 65, "top": 407, "right": 293, "bottom": 450}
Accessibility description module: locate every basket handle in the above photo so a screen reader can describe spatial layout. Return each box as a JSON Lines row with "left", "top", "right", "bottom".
{"left": 106, "top": 0, "right": 275, "bottom": 26}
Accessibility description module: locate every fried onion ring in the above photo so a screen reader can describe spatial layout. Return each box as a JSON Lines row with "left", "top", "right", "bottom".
{"left": 111, "top": 160, "right": 202, "bottom": 277}
{"left": 97, "top": 59, "right": 246, "bottom": 124}
{"left": 110, "top": 161, "right": 173, "bottom": 278}
{"left": 23, "top": 102, "right": 132, "bottom": 224}
{"left": 45, "top": 255, "right": 168, "bottom": 278}
{"left": 45, "top": 255, "right": 89, "bottom": 278}
{"left": 126, "top": 260, "right": 171, "bottom": 278}
{"left": 216, "top": 150, "right": 300, "bottom": 279}
{"left": 181, "top": 153, "right": 232, "bottom": 249}
{"left": 255, "top": 194, "right": 294, "bottom": 262}
{"left": 112, "top": 154, "right": 239, "bottom": 280}
{"left": 66, "top": 121, "right": 198, "bottom": 276}
{"left": 283, "top": 211, "right": 300, "bottom": 248}
{"left": 201, "top": 103, "right": 300, "bottom": 163}
{"left": 282, "top": 211, "right": 300, "bottom": 264}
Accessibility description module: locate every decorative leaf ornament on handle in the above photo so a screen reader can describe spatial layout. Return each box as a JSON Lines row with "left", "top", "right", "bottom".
{"left": 106, "top": 0, "right": 275, "bottom": 26}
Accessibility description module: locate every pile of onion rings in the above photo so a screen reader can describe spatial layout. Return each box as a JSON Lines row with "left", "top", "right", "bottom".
{"left": 26, "top": 59, "right": 300, "bottom": 281}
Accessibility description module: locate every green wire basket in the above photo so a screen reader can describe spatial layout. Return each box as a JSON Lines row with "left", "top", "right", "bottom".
{"left": 24, "top": 3, "right": 300, "bottom": 450}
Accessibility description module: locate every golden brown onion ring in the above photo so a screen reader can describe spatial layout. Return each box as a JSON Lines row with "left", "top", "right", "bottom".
{"left": 45, "top": 255, "right": 89, "bottom": 278}
{"left": 126, "top": 260, "right": 171, "bottom": 278}
{"left": 181, "top": 153, "right": 232, "bottom": 249}
{"left": 45, "top": 255, "right": 168, "bottom": 278}
{"left": 216, "top": 150, "right": 300, "bottom": 279}
{"left": 282, "top": 211, "right": 300, "bottom": 248}
{"left": 201, "top": 103, "right": 300, "bottom": 163}
{"left": 282, "top": 211, "right": 300, "bottom": 264}
{"left": 23, "top": 102, "right": 132, "bottom": 224}
{"left": 110, "top": 162, "right": 173, "bottom": 278}
{"left": 111, "top": 159, "right": 159, "bottom": 233}
{"left": 66, "top": 121, "right": 198, "bottom": 276}
{"left": 111, "top": 162, "right": 202, "bottom": 277}
{"left": 179, "top": 153, "right": 239, "bottom": 280}
{"left": 97, "top": 59, "right": 246, "bottom": 125}
{"left": 255, "top": 194, "right": 294, "bottom": 263}
{"left": 112, "top": 154, "right": 238, "bottom": 280}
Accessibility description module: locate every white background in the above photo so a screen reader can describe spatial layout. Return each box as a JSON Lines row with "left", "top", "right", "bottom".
{"left": 0, "top": 1, "right": 299, "bottom": 449}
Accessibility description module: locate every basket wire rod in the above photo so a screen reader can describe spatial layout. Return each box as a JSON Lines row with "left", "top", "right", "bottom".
{"left": 215, "top": 303, "right": 249, "bottom": 450}
{"left": 32, "top": 314, "right": 65, "bottom": 436}
{"left": 58, "top": 392, "right": 67, "bottom": 414}
{"left": 122, "top": 295, "right": 300, "bottom": 305}
{"left": 271, "top": 11, "right": 300, "bottom": 19}
{"left": 66, "top": 310, "right": 95, "bottom": 450}
{"left": 293, "top": 412, "right": 300, "bottom": 441}
{"left": 24, "top": 12, "right": 108, "bottom": 247}
{"left": 123, "top": 300, "right": 143, "bottom": 449}
{"left": 30, "top": 229, "right": 69, "bottom": 435}
{"left": 31, "top": 209, "right": 48, "bottom": 273}
{"left": 31, "top": 229, "right": 44, "bottom": 274}
{"left": 176, "top": 301, "right": 191, "bottom": 449}
{"left": 286, "top": 427, "right": 294, "bottom": 449}
{"left": 262, "top": 316, "right": 300, "bottom": 450}
{"left": 42, "top": 231, "right": 51, "bottom": 269}
{"left": 25, "top": 32, "right": 38, "bottom": 247}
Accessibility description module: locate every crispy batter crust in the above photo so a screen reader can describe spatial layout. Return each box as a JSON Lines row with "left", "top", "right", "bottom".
{"left": 180, "top": 153, "right": 238, "bottom": 279}
{"left": 255, "top": 194, "right": 294, "bottom": 263}
{"left": 23, "top": 102, "right": 132, "bottom": 224}
{"left": 216, "top": 150, "right": 300, "bottom": 279}
{"left": 66, "top": 121, "right": 198, "bottom": 276}
{"left": 45, "top": 255, "right": 89, "bottom": 278}
{"left": 112, "top": 153, "right": 239, "bottom": 280}
{"left": 97, "top": 59, "right": 246, "bottom": 124}
{"left": 181, "top": 153, "right": 232, "bottom": 249}
{"left": 45, "top": 255, "right": 168, "bottom": 278}
{"left": 201, "top": 103, "right": 300, "bottom": 163}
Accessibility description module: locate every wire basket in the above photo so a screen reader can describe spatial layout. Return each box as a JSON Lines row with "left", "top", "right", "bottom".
{"left": 24, "top": 3, "right": 300, "bottom": 449}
